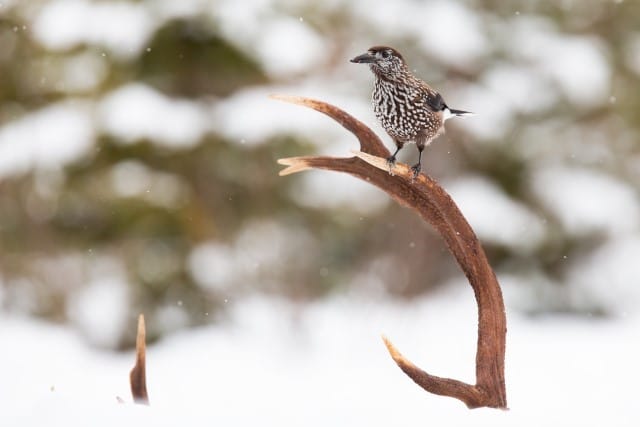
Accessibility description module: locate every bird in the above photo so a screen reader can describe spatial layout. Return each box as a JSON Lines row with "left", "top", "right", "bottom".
{"left": 350, "top": 46, "right": 472, "bottom": 178}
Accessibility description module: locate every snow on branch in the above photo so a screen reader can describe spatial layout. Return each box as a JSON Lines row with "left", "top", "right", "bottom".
{"left": 274, "top": 94, "right": 508, "bottom": 409}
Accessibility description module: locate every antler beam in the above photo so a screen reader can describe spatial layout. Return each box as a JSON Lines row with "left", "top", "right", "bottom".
{"left": 274, "top": 95, "right": 507, "bottom": 409}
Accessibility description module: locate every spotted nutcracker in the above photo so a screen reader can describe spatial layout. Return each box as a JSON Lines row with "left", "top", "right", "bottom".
{"left": 351, "top": 46, "right": 472, "bottom": 177}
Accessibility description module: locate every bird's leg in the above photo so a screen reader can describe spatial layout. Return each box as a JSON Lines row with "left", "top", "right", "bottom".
{"left": 411, "top": 144, "right": 424, "bottom": 179}
{"left": 386, "top": 146, "right": 401, "bottom": 167}
{"left": 386, "top": 141, "right": 403, "bottom": 175}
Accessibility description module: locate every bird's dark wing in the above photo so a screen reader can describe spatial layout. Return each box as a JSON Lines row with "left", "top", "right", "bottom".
{"left": 411, "top": 86, "right": 446, "bottom": 112}
{"left": 424, "top": 90, "right": 446, "bottom": 112}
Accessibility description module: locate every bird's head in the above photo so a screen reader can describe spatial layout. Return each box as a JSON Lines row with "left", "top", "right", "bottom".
{"left": 350, "top": 46, "right": 407, "bottom": 79}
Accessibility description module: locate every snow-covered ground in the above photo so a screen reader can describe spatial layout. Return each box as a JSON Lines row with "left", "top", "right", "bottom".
{"left": 2, "top": 1, "right": 639, "bottom": 425}
{"left": 2, "top": 287, "right": 637, "bottom": 426}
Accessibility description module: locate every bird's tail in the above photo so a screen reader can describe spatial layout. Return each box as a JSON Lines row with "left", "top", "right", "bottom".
{"left": 443, "top": 107, "right": 474, "bottom": 121}
{"left": 448, "top": 108, "right": 473, "bottom": 116}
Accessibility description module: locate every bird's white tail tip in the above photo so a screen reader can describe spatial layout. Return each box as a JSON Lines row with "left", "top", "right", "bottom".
{"left": 444, "top": 108, "right": 474, "bottom": 121}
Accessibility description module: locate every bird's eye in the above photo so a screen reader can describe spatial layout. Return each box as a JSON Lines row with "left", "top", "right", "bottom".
{"left": 382, "top": 51, "right": 390, "bottom": 59}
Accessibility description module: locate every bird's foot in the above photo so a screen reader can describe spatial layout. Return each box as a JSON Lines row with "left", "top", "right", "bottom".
{"left": 386, "top": 156, "right": 397, "bottom": 176}
{"left": 410, "top": 163, "right": 421, "bottom": 181}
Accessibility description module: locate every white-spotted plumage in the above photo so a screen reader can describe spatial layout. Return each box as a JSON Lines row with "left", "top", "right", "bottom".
{"left": 351, "top": 46, "right": 472, "bottom": 177}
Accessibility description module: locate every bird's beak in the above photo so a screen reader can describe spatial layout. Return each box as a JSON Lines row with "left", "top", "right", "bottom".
{"left": 350, "top": 52, "right": 376, "bottom": 64}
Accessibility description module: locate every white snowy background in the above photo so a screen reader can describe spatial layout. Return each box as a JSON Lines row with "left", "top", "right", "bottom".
{"left": 1, "top": 0, "right": 639, "bottom": 425}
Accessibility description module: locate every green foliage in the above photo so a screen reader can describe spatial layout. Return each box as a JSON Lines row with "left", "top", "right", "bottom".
{"left": 137, "top": 19, "right": 267, "bottom": 97}
{"left": 2, "top": 0, "right": 640, "bottom": 347}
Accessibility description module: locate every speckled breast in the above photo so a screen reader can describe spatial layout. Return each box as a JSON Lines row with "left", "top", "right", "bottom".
{"left": 372, "top": 79, "right": 441, "bottom": 143}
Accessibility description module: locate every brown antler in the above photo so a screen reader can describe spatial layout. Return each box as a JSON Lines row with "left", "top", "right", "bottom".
{"left": 273, "top": 95, "right": 507, "bottom": 409}
{"left": 130, "top": 314, "right": 149, "bottom": 405}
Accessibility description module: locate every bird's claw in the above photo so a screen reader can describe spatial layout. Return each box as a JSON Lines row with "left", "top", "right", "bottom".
{"left": 386, "top": 156, "right": 397, "bottom": 176}
{"left": 411, "top": 164, "right": 421, "bottom": 180}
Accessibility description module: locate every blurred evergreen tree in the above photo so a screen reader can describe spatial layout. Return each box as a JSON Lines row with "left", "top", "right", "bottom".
{"left": 0, "top": 0, "right": 639, "bottom": 348}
